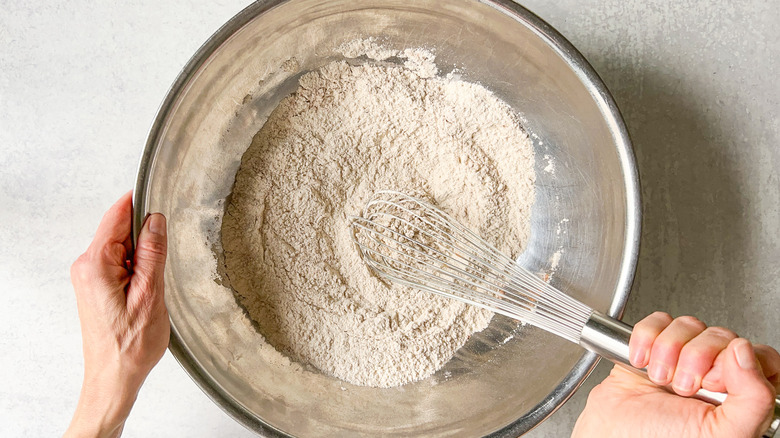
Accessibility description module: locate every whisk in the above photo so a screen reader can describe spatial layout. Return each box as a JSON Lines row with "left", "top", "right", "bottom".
{"left": 350, "top": 190, "right": 780, "bottom": 431}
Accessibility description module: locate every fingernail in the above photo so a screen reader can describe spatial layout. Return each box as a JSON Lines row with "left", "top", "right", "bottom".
{"left": 631, "top": 347, "right": 650, "bottom": 367}
{"left": 674, "top": 372, "right": 694, "bottom": 393}
{"left": 630, "top": 346, "right": 644, "bottom": 366}
{"left": 734, "top": 339, "right": 757, "bottom": 370}
{"left": 649, "top": 363, "right": 671, "bottom": 383}
{"left": 148, "top": 214, "right": 166, "bottom": 236}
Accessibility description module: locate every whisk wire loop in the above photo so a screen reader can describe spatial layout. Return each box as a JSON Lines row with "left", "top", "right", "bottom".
{"left": 350, "top": 191, "right": 592, "bottom": 343}
{"left": 351, "top": 215, "right": 587, "bottom": 341}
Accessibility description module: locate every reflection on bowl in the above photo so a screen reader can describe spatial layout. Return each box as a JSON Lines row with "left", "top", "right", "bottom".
{"left": 133, "top": 0, "right": 640, "bottom": 436}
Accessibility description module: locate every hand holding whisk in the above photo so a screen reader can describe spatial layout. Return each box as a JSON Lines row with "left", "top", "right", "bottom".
{"left": 350, "top": 190, "right": 779, "bottom": 437}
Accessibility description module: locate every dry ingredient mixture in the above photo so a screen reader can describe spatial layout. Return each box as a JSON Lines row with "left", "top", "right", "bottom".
{"left": 221, "top": 40, "right": 535, "bottom": 388}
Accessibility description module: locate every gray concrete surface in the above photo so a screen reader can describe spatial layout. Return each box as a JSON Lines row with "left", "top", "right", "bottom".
{"left": 1, "top": 1, "right": 777, "bottom": 436}
{"left": 524, "top": 0, "right": 780, "bottom": 435}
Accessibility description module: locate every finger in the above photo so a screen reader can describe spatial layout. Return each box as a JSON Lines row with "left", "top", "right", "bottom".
{"left": 712, "top": 339, "right": 776, "bottom": 437}
{"left": 672, "top": 326, "right": 736, "bottom": 396}
{"left": 69, "top": 252, "right": 130, "bottom": 300}
{"left": 647, "top": 316, "right": 706, "bottom": 385}
{"left": 754, "top": 344, "right": 780, "bottom": 389}
{"left": 629, "top": 311, "right": 673, "bottom": 368}
{"left": 128, "top": 213, "right": 167, "bottom": 310}
{"left": 703, "top": 343, "right": 780, "bottom": 393}
{"left": 702, "top": 349, "right": 728, "bottom": 392}
{"left": 71, "top": 192, "right": 134, "bottom": 296}
{"left": 88, "top": 191, "right": 133, "bottom": 265}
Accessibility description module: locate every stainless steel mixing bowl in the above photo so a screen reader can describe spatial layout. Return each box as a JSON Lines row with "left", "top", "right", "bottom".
{"left": 133, "top": 0, "right": 640, "bottom": 436}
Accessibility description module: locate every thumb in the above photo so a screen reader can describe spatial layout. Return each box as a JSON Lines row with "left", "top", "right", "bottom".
{"left": 714, "top": 338, "right": 776, "bottom": 436}
{"left": 129, "top": 214, "right": 167, "bottom": 306}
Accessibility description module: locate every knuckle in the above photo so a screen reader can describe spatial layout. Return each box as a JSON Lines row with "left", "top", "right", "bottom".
{"left": 753, "top": 381, "right": 776, "bottom": 405}
{"left": 650, "top": 311, "right": 673, "bottom": 321}
{"left": 636, "top": 312, "right": 673, "bottom": 331}
{"left": 675, "top": 315, "right": 706, "bottom": 330}
{"left": 70, "top": 254, "right": 95, "bottom": 285}
{"left": 632, "top": 319, "right": 649, "bottom": 331}
{"left": 703, "top": 326, "right": 737, "bottom": 341}
{"left": 137, "top": 239, "right": 167, "bottom": 259}
{"left": 70, "top": 257, "right": 84, "bottom": 278}
{"left": 754, "top": 343, "right": 780, "bottom": 360}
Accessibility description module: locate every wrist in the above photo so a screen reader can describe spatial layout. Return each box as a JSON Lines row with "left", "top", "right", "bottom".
{"left": 65, "top": 366, "right": 143, "bottom": 438}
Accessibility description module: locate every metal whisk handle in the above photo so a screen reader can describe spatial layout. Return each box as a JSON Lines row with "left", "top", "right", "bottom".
{"left": 581, "top": 311, "right": 780, "bottom": 438}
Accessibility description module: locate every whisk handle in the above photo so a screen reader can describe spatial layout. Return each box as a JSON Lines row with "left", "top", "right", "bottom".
{"left": 581, "top": 311, "right": 780, "bottom": 438}
{"left": 579, "top": 311, "right": 634, "bottom": 369}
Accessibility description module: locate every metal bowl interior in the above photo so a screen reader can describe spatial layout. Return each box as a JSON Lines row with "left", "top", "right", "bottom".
{"left": 133, "top": 0, "right": 640, "bottom": 436}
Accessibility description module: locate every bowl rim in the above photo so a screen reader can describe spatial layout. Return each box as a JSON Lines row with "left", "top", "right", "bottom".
{"left": 132, "top": 0, "right": 641, "bottom": 436}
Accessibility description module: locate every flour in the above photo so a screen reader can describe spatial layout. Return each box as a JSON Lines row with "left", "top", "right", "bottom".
{"left": 543, "top": 154, "right": 556, "bottom": 174}
{"left": 337, "top": 37, "right": 398, "bottom": 61}
{"left": 220, "top": 44, "right": 535, "bottom": 388}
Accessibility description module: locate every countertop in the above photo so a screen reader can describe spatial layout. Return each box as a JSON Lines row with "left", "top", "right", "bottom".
{"left": 1, "top": 1, "right": 777, "bottom": 436}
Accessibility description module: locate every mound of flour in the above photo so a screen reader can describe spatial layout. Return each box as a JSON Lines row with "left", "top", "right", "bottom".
{"left": 221, "top": 45, "right": 535, "bottom": 387}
